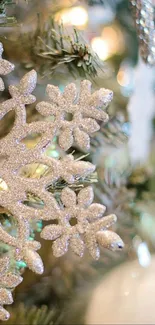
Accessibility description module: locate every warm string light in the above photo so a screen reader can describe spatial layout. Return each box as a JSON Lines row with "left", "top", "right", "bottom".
{"left": 91, "top": 25, "right": 125, "bottom": 61}
{"left": 91, "top": 37, "right": 109, "bottom": 61}
{"left": 117, "top": 69, "right": 130, "bottom": 87}
{"left": 55, "top": 6, "right": 88, "bottom": 27}
{"left": 101, "top": 26, "right": 124, "bottom": 54}
{"left": 117, "top": 61, "right": 135, "bottom": 97}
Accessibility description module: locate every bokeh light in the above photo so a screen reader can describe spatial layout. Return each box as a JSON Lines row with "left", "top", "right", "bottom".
{"left": 101, "top": 25, "right": 125, "bottom": 55}
{"left": 117, "top": 70, "right": 130, "bottom": 87}
{"left": 91, "top": 37, "right": 109, "bottom": 61}
{"left": 91, "top": 25, "right": 124, "bottom": 61}
{"left": 55, "top": 6, "right": 88, "bottom": 27}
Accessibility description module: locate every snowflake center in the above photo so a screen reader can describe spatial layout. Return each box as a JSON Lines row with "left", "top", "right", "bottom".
{"left": 69, "top": 217, "right": 77, "bottom": 227}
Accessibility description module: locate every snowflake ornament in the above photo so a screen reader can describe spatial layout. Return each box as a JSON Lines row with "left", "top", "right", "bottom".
{"left": 41, "top": 186, "right": 124, "bottom": 259}
{"left": 37, "top": 81, "right": 112, "bottom": 151}
{"left": 0, "top": 42, "right": 123, "bottom": 320}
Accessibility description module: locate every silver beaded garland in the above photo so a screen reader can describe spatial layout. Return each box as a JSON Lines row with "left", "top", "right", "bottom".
{"left": 130, "top": 0, "right": 155, "bottom": 65}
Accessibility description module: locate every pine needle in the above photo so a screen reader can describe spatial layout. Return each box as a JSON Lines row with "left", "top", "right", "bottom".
{"left": 1, "top": 304, "right": 62, "bottom": 325}
{"left": 23, "top": 17, "right": 105, "bottom": 79}
{"left": 0, "top": 0, "right": 17, "bottom": 26}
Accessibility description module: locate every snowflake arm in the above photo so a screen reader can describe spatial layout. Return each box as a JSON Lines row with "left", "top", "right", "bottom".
{"left": 0, "top": 257, "right": 22, "bottom": 321}
{"left": 0, "top": 43, "right": 14, "bottom": 91}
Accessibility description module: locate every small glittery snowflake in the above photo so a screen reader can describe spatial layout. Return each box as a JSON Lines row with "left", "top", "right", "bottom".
{"left": 37, "top": 81, "right": 113, "bottom": 151}
{"left": 41, "top": 186, "right": 124, "bottom": 259}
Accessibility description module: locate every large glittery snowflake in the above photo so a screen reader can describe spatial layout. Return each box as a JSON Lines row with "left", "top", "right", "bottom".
{"left": 0, "top": 42, "right": 123, "bottom": 321}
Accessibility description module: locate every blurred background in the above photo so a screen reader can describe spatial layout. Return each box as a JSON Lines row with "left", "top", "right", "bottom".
{"left": 0, "top": 0, "right": 155, "bottom": 324}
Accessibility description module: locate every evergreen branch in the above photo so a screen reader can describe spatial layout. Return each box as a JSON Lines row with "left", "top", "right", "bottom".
{"left": 0, "top": 0, "right": 30, "bottom": 26}
{"left": 1, "top": 304, "right": 62, "bottom": 325}
{"left": 24, "top": 18, "right": 105, "bottom": 79}
{"left": 0, "top": 0, "right": 17, "bottom": 26}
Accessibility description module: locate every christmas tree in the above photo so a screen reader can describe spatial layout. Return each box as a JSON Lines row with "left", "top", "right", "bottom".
{"left": 0, "top": 0, "right": 155, "bottom": 323}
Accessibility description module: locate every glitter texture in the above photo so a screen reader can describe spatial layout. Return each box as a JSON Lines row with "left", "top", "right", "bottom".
{"left": 0, "top": 42, "right": 123, "bottom": 320}
{"left": 0, "top": 257, "right": 22, "bottom": 320}
{"left": 0, "top": 43, "right": 14, "bottom": 91}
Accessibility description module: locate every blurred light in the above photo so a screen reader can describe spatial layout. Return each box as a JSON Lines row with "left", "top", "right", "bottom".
{"left": 133, "top": 236, "right": 151, "bottom": 268}
{"left": 117, "top": 60, "right": 135, "bottom": 97}
{"left": 0, "top": 178, "right": 8, "bottom": 190}
{"left": 46, "top": 143, "right": 60, "bottom": 158}
{"left": 101, "top": 25, "right": 125, "bottom": 55}
{"left": 91, "top": 37, "right": 109, "bottom": 61}
{"left": 117, "top": 70, "right": 130, "bottom": 87}
{"left": 122, "top": 122, "right": 131, "bottom": 136}
{"left": 16, "top": 260, "right": 27, "bottom": 269}
{"left": 91, "top": 25, "right": 125, "bottom": 61}
{"left": 48, "top": 150, "right": 59, "bottom": 158}
{"left": 137, "top": 242, "right": 151, "bottom": 268}
{"left": 55, "top": 6, "right": 88, "bottom": 27}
